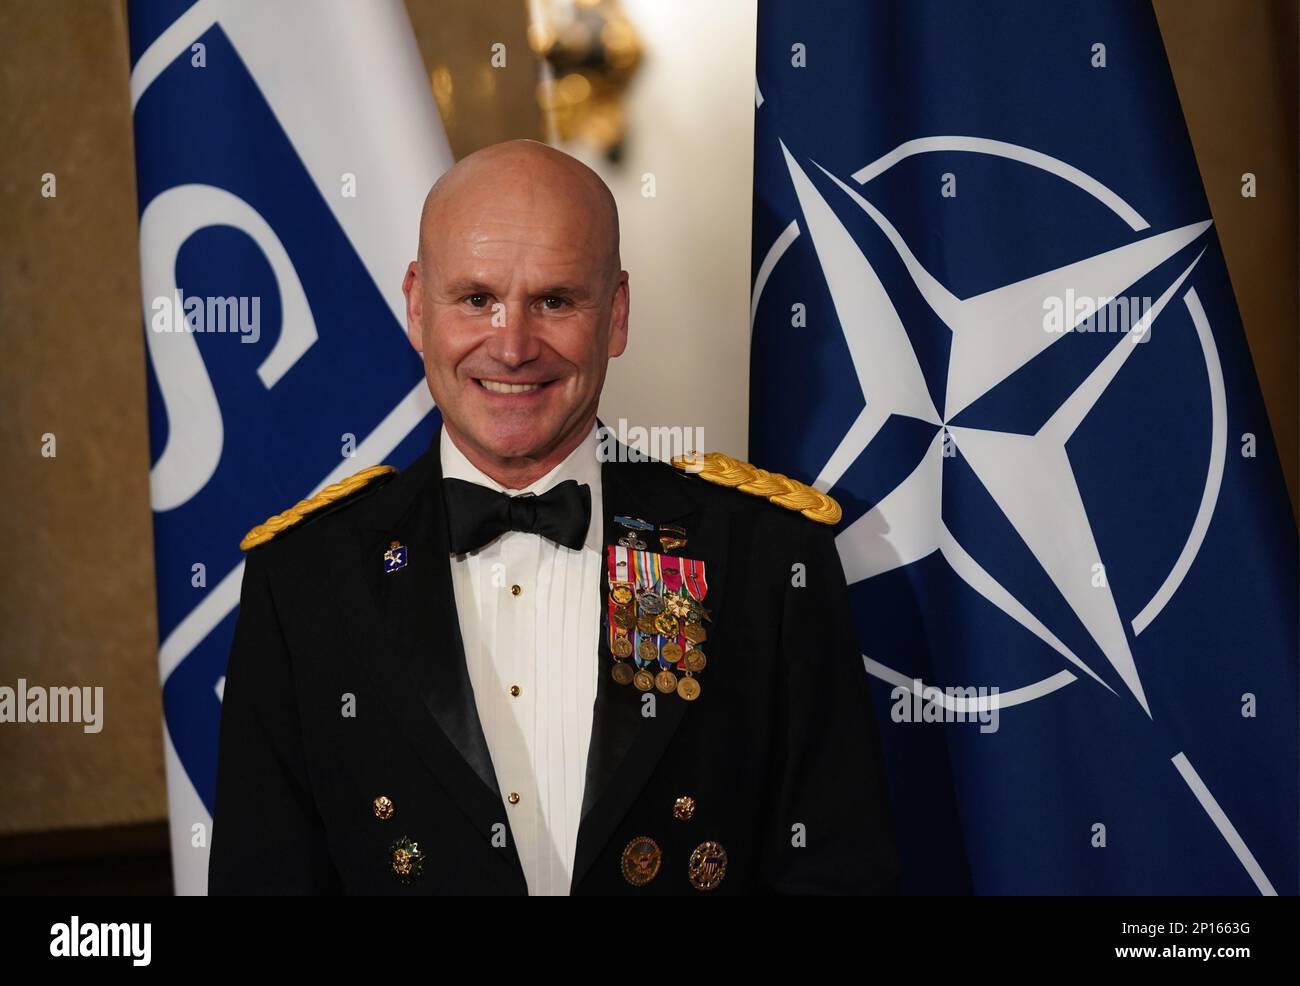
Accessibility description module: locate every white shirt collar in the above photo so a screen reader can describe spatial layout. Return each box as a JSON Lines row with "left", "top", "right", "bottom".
{"left": 440, "top": 422, "right": 605, "bottom": 553}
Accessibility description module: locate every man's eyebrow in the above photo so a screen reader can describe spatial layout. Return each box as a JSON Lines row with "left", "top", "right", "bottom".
{"left": 535, "top": 284, "right": 589, "bottom": 298}
{"left": 442, "top": 278, "right": 494, "bottom": 296}
{"left": 438, "top": 279, "right": 591, "bottom": 298}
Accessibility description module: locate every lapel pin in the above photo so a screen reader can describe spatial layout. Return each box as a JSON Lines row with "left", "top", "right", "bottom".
{"left": 614, "top": 515, "right": 655, "bottom": 531}
{"left": 615, "top": 515, "right": 653, "bottom": 550}
{"left": 688, "top": 840, "right": 727, "bottom": 891}
{"left": 621, "top": 836, "right": 662, "bottom": 886}
{"left": 383, "top": 540, "right": 408, "bottom": 574}
{"left": 658, "top": 524, "right": 687, "bottom": 552}
{"left": 389, "top": 835, "right": 425, "bottom": 883}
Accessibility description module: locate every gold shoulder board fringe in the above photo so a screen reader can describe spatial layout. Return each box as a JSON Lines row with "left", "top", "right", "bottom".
{"left": 240, "top": 465, "right": 397, "bottom": 551}
{"left": 669, "top": 451, "right": 841, "bottom": 525}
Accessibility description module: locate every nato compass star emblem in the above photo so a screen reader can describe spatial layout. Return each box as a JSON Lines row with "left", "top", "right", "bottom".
{"left": 755, "top": 135, "right": 1274, "bottom": 894}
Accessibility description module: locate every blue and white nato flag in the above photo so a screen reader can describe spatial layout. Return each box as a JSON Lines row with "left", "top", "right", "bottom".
{"left": 750, "top": 0, "right": 1298, "bottom": 894}
{"left": 128, "top": 0, "right": 451, "bottom": 893}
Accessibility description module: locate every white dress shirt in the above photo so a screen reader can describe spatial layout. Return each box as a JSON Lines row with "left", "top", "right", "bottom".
{"left": 440, "top": 423, "right": 604, "bottom": 896}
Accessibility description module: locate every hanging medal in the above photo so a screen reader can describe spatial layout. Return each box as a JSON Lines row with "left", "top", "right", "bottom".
{"left": 675, "top": 556, "right": 710, "bottom": 700}
{"left": 632, "top": 549, "right": 663, "bottom": 691}
{"left": 607, "top": 545, "right": 636, "bottom": 685}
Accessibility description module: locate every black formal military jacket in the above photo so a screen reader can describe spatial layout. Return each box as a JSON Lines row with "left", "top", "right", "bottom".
{"left": 208, "top": 424, "right": 900, "bottom": 895}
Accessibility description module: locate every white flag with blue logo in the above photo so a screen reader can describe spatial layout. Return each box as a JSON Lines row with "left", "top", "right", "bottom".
{"left": 750, "top": 0, "right": 1297, "bottom": 894}
{"left": 129, "top": 0, "right": 451, "bottom": 894}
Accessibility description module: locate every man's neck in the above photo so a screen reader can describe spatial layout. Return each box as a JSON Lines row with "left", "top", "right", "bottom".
{"left": 446, "top": 415, "right": 597, "bottom": 491}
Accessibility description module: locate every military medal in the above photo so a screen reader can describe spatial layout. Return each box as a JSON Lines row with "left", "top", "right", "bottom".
{"left": 687, "top": 841, "right": 727, "bottom": 890}
{"left": 607, "top": 546, "right": 639, "bottom": 685}
{"left": 678, "top": 556, "right": 711, "bottom": 700}
{"left": 608, "top": 538, "right": 714, "bottom": 701}
{"left": 637, "top": 590, "right": 665, "bottom": 614}
{"left": 621, "top": 835, "right": 662, "bottom": 886}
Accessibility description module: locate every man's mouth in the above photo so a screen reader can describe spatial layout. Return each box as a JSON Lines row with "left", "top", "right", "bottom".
{"left": 475, "top": 378, "right": 551, "bottom": 395}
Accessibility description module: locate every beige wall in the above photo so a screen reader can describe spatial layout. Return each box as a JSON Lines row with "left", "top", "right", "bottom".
{"left": 0, "top": 0, "right": 1295, "bottom": 846}
{"left": 1155, "top": 0, "right": 1298, "bottom": 515}
{"left": 0, "top": 1, "right": 160, "bottom": 837}
{"left": 0, "top": 0, "right": 542, "bottom": 844}
{"left": 564, "top": 0, "right": 759, "bottom": 460}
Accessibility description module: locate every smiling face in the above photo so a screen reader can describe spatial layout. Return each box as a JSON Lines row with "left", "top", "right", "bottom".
{"left": 403, "top": 141, "right": 628, "bottom": 489}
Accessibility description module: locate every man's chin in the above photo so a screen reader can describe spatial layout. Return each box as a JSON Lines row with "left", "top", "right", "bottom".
{"left": 464, "top": 414, "right": 563, "bottom": 463}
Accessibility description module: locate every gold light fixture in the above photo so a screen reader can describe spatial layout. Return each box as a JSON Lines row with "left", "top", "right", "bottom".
{"left": 528, "top": 0, "right": 643, "bottom": 161}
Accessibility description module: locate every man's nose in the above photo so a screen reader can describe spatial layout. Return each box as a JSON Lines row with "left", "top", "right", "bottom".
{"left": 484, "top": 298, "right": 544, "bottom": 367}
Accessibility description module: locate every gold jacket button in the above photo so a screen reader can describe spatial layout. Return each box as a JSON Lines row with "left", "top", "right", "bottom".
{"left": 508, "top": 792, "right": 520, "bottom": 805}
{"left": 372, "top": 795, "right": 395, "bottom": 820}
{"left": 672, "top": 795, "right": 696, "bottom": 820}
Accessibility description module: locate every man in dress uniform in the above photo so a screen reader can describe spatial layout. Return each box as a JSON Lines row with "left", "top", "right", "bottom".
{"left": 208, "top": 140, "right": 899, "bottom": 895}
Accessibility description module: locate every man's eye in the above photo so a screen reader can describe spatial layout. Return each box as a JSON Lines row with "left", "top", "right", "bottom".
{"left": 541, "top": 296, "right": 568, "bottom": 310}
{"left": 466, "top": 294, "right": 489, "bottom": 308}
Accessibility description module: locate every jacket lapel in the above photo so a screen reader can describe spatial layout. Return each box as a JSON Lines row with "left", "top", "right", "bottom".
{"left": 327, "top": 435, "right": 526, "bottom": 887}
{"left": 572, "top": 435, "right": 731, "bottom": 889}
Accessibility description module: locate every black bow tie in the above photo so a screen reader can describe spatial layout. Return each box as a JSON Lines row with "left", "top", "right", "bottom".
{"left": 442, "top": 477, "right": 592, "bottom": 554}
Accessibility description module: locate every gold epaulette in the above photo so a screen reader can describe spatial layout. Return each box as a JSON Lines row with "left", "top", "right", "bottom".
{"left": 239, "top": 465, "right": 397, "bottom": 551}
{"left": 668, "top": 451, "right": 841, "bottom": 525}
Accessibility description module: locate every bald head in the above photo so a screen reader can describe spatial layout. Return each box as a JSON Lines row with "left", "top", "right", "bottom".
{"left": 401, "top": 138, "right": 631, "bottom": 489}
{"left": 416, "top": 139, "right": 620, "bottom": 285}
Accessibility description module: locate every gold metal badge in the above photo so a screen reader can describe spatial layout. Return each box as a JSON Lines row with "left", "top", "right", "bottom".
{"left": 688, "top": 841, "right": 727, "bottom": 891}
{"left": 390, "top": 836, "right": 425, "bottom": 883}
{"left": 621, "top": 836, "right": 662, "bottom": 886}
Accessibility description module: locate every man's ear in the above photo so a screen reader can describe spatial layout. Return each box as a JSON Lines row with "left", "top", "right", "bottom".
{"left": 607, "top": 270, "right": 630, "bottom": 358}
{"left": 402, "top": 261, "right": 423, "bottom": 353}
